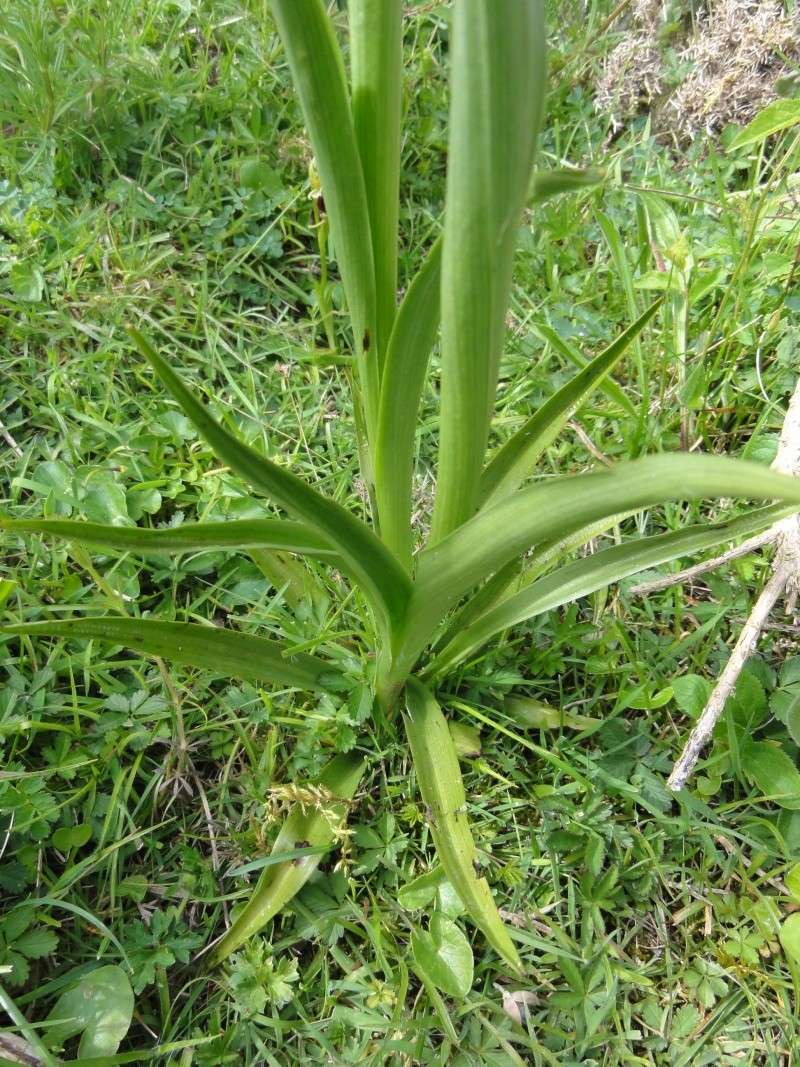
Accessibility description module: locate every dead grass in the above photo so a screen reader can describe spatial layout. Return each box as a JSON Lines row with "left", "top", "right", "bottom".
{"left": 597, "top": 0, "right": 800, "bottom": 138}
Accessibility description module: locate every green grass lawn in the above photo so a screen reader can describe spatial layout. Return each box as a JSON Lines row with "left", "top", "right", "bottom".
{"left": 2, "top": 1, "right": 800, "bottom": 1063}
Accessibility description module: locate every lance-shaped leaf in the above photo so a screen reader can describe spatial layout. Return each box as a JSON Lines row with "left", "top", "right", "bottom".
{"left": 129, "top": 329, "right": 412, "bottom": 634}
{"left": 431, "top": 0, "right": 547, "bottom": 543}
{"left": 533, "top": 322, "right": 636, "bottom": 418}
{"left": 0, "top": 517, "right": 338, "bottom": 559}
{"left": 394, "top": 454, "right": 800, "bottom": 677}
{"left": 531, "top": 167, "right": 603, "bottom": 205}
{"left": 430, "top": 502, "right": 796, "bottom": 677}
{"left": 480, "top": 300, "right": 661, "bottom": 505}
{"left": 404, "top": 678, "right": 522, "bottom": 973}
{"left": 374, "top": 237, "right": 443, "bottom": 568}
{"left": 212, "top": 753, "right": 365, "bottom": 962}
{"left": 350, "top": 0, "right": 402, "bottom": 364}
{"left": 2, "top": 619, "right": 336, "bottom": 692}
{"left": 270, "top": 0, "right": 379, "bottom": 436}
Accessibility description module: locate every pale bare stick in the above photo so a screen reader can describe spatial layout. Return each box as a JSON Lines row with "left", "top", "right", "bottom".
{"left": 667, "top": 377, "right": 800, "bottom": 790}
{"left": 629, "top": 528, "right": 777, "bottom": 595}
{"left": 667, "top": 565, "right": 788, "bottom": 791}
{"left": 0, "top": 417, "right": 22, "bottom": 458}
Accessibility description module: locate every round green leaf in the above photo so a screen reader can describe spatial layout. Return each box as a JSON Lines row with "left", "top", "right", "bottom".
{"left": 398, "top": 867, "right": 445, "bottom": 910}
{"left": 46, "top": 965, "right": 133, "bottom": 1057}
{"left": 412, "top": 914, "right": 474, "bottom": 999}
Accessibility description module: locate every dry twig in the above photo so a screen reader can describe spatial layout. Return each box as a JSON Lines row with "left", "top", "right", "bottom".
{"left": 665, "top": 378, "right": 800, "bottom": 791}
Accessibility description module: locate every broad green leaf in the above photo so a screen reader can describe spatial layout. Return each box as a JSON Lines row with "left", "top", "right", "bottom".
{"left": 780, "top": 913, "right": 800, "bottom": 966}
{"left": 0, "top": 517, "right": 337, "bottom": 558}
{"left": 429, "top": 503, "right": 794, "bottom": 676}
{"left": 396, "top": 456, "right": 800, "bottom": 677}
{"left": 374, "top": 237, "right": 442, "bottom": 567}
{"left": 480, "top": 300, "right": 661, "bottom": 504}
{"left": 269, "top": 0, "right": 379, "bottom": 437}
{"left": 350, "top": 0, "right": 402, "bottom": 363}
{"left": 128, "top": 329, "right": 412, "bottom": 634}
{"left": 785, "top": 863, "right": 800, "bottom": 903}
{"left": 431, "top": 0, "right": 547, "bottom": 542}
{"left": 2, "top": 619, "right": 335, "bottom": 692}
{"left": 448, "top": 721, "right": 481, "bottom": 757}
{"left": 411, "top": 914, "right": 474, "bottom": 999}
{"left": 212, "top": 753, "right": 365, "bottom": 962}
{"left": 730, "top": 99, "right": 800, "bottom": 149}
{"left": 741, "top": 741, "right": 800, "bottom": 810}
{"left": 672, "top": 674, "right": 712, "bottom": 720}
{"left": 404, "top": 678, "right": 522, "bottom": 972}
{"left": 531, "top": 167, "right": 603, "bottom": 204}
{"left": 398, "top": 867, "right": 446, "bottom": 910}
{"left": 533, "top": 322, "right": 636, "bottom": 418}
{"left": 786, "top": 694, "right": 800, "bottom": 748}
{"left": 45, "top": 966, "right": 133, "bottom": 1057}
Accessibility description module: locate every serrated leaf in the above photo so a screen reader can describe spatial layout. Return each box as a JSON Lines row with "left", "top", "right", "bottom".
{"left": 672, "top": 675, "right": 712, "bottom": 720}
{"left": 741, "top": 741, "right": 800, "bottom": 809}
{"left": 412, "top": 914, "right": 474, "bottom": 999}
{"left": 14, "top": 927, "right": 57, "bottom": 961}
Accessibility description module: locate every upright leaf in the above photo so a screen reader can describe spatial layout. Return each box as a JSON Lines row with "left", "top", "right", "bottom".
{"left": 270, "top": 0, "right": 379, "bottom": 437}
{"left": 350, "top": 0, "right": 403, "bottom": 364}
{"left": 374, "top": 237, "right": 443, "bottom": 568}
{"left": 2, "top": 619, "right": 336, "bottom": 692}
{"left": 212, "top": 753, "right": 365, "bottom": 962}
{"left": 129, "top": 330, "right": 412, "bottom": 634}
{"left": 430, "top": 0, "right": 547, "bottom": 542}
{"left": 479, "top": 300, "right": 661, "bottom": 505}
{"left": 404, "top": 678, "right": 522, "bottom": 972}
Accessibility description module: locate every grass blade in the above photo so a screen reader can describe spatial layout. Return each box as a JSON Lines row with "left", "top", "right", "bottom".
{"left": 0, "top": 517, "right": 338, "bottom": 558}
{"left": 394, "top": 454, "right": 800, "bottom": 676}
{"left": 211, "top": 753, "right": 365, "bottom": 963}
{"left": 533, "top": 322, "right": 637, "bottom": 417}
{"left": 480, "top": 299, "right": 661, "bottom": 505}
{"left": 1, "top": 619, "right": 336, "bottom": 691}
{"left": 430, "top": 503, "right": 795, "bottom": 676}
{"left": 350, "top": 0, "right": 403, "bottom": 364}
{"left": 404, "top": 678, "right": 522, "bottom": 973}
{"left": 430, "top": 0, "right": 547, "bottom": 542}
{"left": 374, "top": 236, "right": 443, "bottom": 568}
{"left": 270, "top": 0, "right": 379, "bottom": 437}
{"left": 595, "top": 208, "right": 648, "bottom": 441}
{"left": 129, "top": 328, "right": 412, "bottom": 634}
